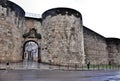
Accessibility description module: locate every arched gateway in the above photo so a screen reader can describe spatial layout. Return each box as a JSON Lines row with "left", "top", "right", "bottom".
{"left": 23, "top": 28, "right": 41, "bottom": 63}
{"left": 23, "top": 41, "right": 39, "bottom": 62}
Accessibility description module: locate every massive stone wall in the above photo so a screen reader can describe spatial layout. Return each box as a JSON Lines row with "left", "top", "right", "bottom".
{"left": 106, "top": 38, "right": 120, "bottom": 65}
{"left": 83, "top": 27, "right": 108, "bottom": 65}
{"left": 0, "top": 0, "right": 120, "bottom": 65}
{"left": 0, "top": 1, "right": 25, "bottom": 62}
{"left": 41, "top": 8, "right": 85, "bottom": 65}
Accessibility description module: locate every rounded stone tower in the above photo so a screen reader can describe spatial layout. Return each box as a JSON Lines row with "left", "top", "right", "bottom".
{"left": 0, "top": 0, "right": 25, "bottom": 62}
{"left": 41, "top": 8, "right": 85, "bottom": 66}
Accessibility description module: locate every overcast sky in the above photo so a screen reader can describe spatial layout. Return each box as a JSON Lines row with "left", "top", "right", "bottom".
{"left": 10, "top": 0, "right": 120, "bottom": 38}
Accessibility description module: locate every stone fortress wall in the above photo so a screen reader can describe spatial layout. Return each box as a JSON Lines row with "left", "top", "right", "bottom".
{"left": 41, "top": 8, "right": 85, "bottom": 65}
{"left": 83, "top": 27, "right": 108, "bottom": 65}
{"left": 0, "top": 0, "right": 120, "bottom": 65}
{"left": 106, "top": 38, "right": 120, "bottom": 65}
{"left": 0, "top": 0, "right": 25, "bottom": 62}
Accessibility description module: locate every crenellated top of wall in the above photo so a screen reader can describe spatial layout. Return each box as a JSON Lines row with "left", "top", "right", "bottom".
{"left": 42, "top": 7, "right": 82, "bottom": 20}
{"left": 0, "top": 0, "right": 25, "bottom": 17}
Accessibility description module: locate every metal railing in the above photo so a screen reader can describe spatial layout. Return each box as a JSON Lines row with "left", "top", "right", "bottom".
{"left": 0, "top": 62, "right": 120, "bottom": 70}
{"left": 48, "top": 63, "right": 120, "bottom": 71}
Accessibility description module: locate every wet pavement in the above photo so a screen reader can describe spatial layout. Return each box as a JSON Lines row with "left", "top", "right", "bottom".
{"left": 0, "top": 70, "right": 120, "bottom": 81}
{"left": 0, "top": 61, "right": 59, "bottom": 70}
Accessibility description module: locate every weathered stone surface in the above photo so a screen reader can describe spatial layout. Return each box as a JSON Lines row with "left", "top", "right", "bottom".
{"left": 0, "top": 4, "right": 24, "bottom": 62}
{"left": 0, "top": 1, "right": 120, "bottom": 66}
{"left": 106, "top": 38, "right": 120, "bottom": 65}
{"left": 83, "top": 27, "right": 108, "bottom": 65}
{"left": 22, "top": 17, "right": 42, "bottom": 62}
{"left": 23, "top": 17, "right": 41, "bottom": 34}
{"left": 42, "top": 14, "right": 85, "bottom": 65}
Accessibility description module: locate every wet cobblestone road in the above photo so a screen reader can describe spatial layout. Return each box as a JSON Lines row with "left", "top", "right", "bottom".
{"left": 0, "top": 70, "right": 120, "bottom": 81}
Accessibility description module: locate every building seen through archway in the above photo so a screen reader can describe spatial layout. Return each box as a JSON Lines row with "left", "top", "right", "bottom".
{"left": 23, "top": 41, "right": 39, "bottom": 62}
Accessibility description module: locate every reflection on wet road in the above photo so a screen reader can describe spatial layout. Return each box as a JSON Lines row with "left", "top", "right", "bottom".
{"left": 107, "top": 72, "right": 120, "bottom": 81}
{"left": 0, "top": 70, "right": 120, "bottom": 81}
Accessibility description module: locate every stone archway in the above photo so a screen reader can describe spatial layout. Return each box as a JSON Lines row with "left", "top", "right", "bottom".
{"left": 23, "top": 40, "right": 40, "bottom": 62}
